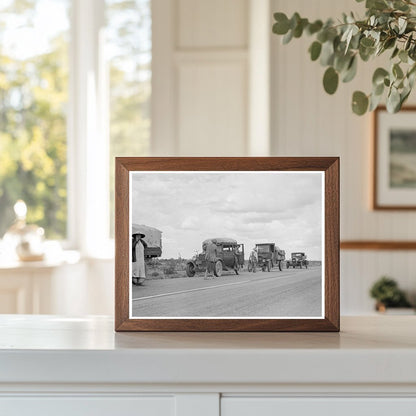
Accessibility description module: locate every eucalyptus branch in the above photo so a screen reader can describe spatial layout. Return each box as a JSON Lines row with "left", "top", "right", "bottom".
{"left": 272, "top": 0, "right": 416, "bottom": 115}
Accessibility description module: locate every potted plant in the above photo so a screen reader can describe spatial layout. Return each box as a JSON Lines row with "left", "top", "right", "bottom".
{"left": 272, "top": 0, "right": 416, "bottom": 115}
{"left": 369, "top": 276, "right": 413, "bottom": 312}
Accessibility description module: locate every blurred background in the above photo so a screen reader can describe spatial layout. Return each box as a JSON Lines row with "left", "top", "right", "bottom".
{"left": 0, "top": 0, "right": 415, "bottom": 316}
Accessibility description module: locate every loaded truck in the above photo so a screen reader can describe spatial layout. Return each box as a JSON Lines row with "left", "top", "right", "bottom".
{"left": 132, "top": 224, "right": 162, "bottom": 258}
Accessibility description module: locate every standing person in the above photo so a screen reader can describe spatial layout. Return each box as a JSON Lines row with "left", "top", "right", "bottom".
{"left": 249, "top": 247, "right": 258, "bottom": 273}
{"left": 204, "top": 240, "right": 218, "bottom": 280}
{"left": 132, "top": 233, "right": 147, "bottom": 285}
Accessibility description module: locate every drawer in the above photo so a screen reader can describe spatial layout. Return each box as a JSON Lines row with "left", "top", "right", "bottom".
{"left": 0, "top": 396, "right": 175, "bottom": 416}
{"left": 222, "top": 397, "right": 416, "bottom": 416}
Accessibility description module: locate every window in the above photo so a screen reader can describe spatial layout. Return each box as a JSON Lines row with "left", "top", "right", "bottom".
{"left": 106, "top": 0, "right": 151, "bottom": 237}
{"left": 0, "top": 0, "right": 151, "bottom": 252}
{"left": 0, "top": 0, "right": 70, "bottom": 239}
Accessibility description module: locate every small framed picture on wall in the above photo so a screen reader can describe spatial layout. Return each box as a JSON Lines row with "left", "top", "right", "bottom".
{"left": 374, "top": 106, "right": 416, "bottom": 209}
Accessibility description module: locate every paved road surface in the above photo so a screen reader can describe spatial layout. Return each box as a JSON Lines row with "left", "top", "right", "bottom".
{"left": 132, "top": 266, "right": 322, "bottom": 317}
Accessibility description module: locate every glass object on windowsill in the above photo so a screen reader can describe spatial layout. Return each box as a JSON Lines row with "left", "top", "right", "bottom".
{"left": 3, "top": 200, "right": 45, "bottom": 262}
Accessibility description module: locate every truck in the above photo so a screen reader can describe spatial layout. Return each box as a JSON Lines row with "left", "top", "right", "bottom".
{"left": 255, "top": 243, "right": 286, "bottom": 272}
{"left": 132, "top": 224, "right": 162, "bottom": 258}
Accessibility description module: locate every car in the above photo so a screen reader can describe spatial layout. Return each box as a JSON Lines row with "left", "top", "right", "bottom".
{"left": 255, "top": 243, "right": 286, "bottom": 272}
{"left": 186, "top": 238, "right": 245, "bottom": 277}
{"left": 286, "top": 252, "right": 308, "bottom": 269}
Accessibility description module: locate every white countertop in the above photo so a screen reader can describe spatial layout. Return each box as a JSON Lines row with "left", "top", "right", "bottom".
{"left": 0, "top": 315, "right": 415, "bottom": 386}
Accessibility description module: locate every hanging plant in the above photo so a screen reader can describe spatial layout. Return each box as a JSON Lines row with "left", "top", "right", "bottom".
{"left": 272, "top": 0, "right": 416, "bottom": 115}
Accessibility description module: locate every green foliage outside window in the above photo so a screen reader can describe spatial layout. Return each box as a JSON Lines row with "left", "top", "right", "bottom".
{"left": 0, "top": 1, "right": 69, "bottom": 238}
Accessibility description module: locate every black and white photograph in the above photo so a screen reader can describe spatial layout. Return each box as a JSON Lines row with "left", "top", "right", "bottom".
{"left": 129, "top": 171, "right": 324, "bottom": 319}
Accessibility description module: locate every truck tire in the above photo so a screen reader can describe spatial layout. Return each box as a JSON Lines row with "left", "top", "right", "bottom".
{"left": 186, "top": 263, "right": 196, "bottom": 277}
{"left": 214, "top": 260, "right": 223, "bottom": 277}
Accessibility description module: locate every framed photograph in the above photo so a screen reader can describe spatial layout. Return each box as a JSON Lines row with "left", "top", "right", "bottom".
{"left": 115, "top": 157, "right": 339, "bottom": 332}
{"left": 374, "top": 106, "right": 416, "bottom": 209}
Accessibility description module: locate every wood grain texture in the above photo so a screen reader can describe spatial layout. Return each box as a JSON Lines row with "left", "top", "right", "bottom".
{"left": 373, "top": 106, "right": 416, "bottom": 210}
{"left": 114, "top": 157, "right": 340, "bottom": 332}
{"left": 341, "top": 241, "right": 416, "bottom": 250}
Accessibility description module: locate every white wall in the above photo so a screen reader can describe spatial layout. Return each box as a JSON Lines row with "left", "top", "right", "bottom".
{"left": 152, "top": 0, "right": 250, "bottom": 156}
{"left": 271, "top": 0, "right": 416, "bottom": 313}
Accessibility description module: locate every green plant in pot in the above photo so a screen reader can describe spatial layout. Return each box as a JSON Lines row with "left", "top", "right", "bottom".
{"left": 272, "top": 0, "right": 416, "bottom": 115}
{"left": 369, "top": 276, "right": 412, "bottom": 311}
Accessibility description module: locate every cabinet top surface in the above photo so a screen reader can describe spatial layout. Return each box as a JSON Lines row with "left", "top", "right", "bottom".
{"left": 1, "top": 315, "right": 416, "bottom": 385}
{"left": 0, "top": 315, "right": 415, "bottom": 351}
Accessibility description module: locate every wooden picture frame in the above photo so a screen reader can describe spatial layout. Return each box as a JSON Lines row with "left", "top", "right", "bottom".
{"left": 373, "top": 106, "right": 416, "bottom": 210}
{"left": 115, "top": 157, "right": 339, "bottom": 332}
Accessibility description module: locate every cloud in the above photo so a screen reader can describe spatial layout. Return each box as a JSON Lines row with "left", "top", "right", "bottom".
{"left": 131, "top": 172, "right": 323, "bottom": 260}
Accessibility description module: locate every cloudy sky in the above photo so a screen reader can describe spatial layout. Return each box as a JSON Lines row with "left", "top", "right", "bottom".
{"left": 131, "top": 172, "right": 323, "bottom": 260}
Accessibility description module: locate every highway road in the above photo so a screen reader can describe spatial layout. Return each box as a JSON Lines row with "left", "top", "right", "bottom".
{"left": 132, "top": 266, "right": 323, "bottom": 317}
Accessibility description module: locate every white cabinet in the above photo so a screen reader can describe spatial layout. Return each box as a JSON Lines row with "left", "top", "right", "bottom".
{"left": 1, "top": 316, "right": 416, "bottom": 416}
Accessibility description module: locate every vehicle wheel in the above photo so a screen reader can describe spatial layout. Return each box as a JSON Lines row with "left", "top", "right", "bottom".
{"left": 186, "top": 263, "right": 195, "bottom": 277}
{"left": 278, "top": 261, "right": 282, "bottom": 271}
{"left": 214, "top": 260, "right": 223, "bottom": 277}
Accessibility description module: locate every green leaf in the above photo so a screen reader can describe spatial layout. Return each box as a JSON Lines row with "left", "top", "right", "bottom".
{"left": 323, "top": 67, "right": 339, "bottom": 94}
{"left": 282, "top": 29, "right": 293, "bottom": 44}
{"left": 399, "top": 49, "right": 408, "bottom": 63}
{"left": 369, "top": 92, "right": 383, "bottom": 111}
{"left": 342, "top": 56, "right": 357, "bottom": 83}
{"left": 359, "top": 45, "right": 375, "bottom": 61}
{"left": 320, "top": 40, "right": 335, "bottom": 66}
{"left": 398, "top": 17, "right": 407, "bottom": 34}
{"left": 352, "top": 91, "right": 369, "bottom": 115}
{"left": 386, "top": 87, "right": 401, "bottom": 112}
{"left": 273, "top": 13, "right": 290, "bottom": 35}
{"left": 366, "top": 0, "right": 388, "bottom": 10}
{"left": 374, "top": 82, "right": 385, "bottom": 96}
{"left": 307, "top": 20, "right": 323, "bottom": 35}
{"left": 334, "top": 52, "right": 351, "bottom": 72}
{"left": 391, "top": 47, "right": 399, "bottom": 59}
{"left": 383, "top": 37, "right": 396, "bottom": 50}
{"left": 393, "top": 63, "right": 404, "bottom": 79}
{"left": 372, "top": 68, "right": 389, "bottom": 86}
{"left": 293, "top": 18, "right": 308, "bottom": 38}
{"left": 309, "top": 41, "right": 322, "bottom": 61}
{"left": 405, "top": 34, "right": 413, "bottom": 51}
{"left": 360, "top": 37, "right": 375, "bottom": 48}
{"left": 400, "top": 87, "right": 411, "bottom": 106}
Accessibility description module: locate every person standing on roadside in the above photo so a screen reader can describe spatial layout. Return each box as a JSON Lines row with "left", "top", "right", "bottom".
{"left": 204, "top": 240, "right": 218, "bottom": 280}
{"left": 132, "top": 232, "right": 147, "bottom": 285}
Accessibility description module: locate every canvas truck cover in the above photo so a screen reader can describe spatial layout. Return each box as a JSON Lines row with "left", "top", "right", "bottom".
{"left": 202, "top": 238, "right": 238, "bottom": 251}
{"left": 132, "top": 224, "right": 162, "bottom": 249}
